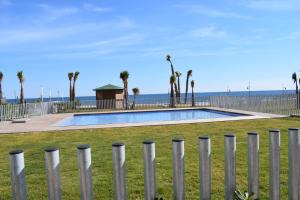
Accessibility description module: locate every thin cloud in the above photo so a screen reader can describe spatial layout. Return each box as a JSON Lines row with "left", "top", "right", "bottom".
{"left": 83, "top": 3, "right": 112, "bottom": 13}
{"left": 0, "top": 0, "right": 13, "bottom": 7}
{"left": 35, "top": 4, "right": 79, "bottom": 21}
{"left": 246, "top": 0, "right": 300, "bottom": 11}
{"left": 175, "top": 4, "right": 252, "bottom": 19}
{"left": 0, "top": 23, "right": 99, "bottom": 45}
{"left": 189, "top": 26, "right": 227, "bottom": 38}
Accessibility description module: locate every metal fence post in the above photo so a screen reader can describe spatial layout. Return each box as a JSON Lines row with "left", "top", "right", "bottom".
{"left": 288, "top": 128, "right": 299, "bottom": 200}
{"left": 172, "top": 139, "right": 185, "bottom": 200}
{"left": 224, "top": 134, "right": 236, "bottom": 200}
{"left": 269, "top": 129, "right": 280, "bottom": 200}
{"left": 112, "top": 143, "right": 126, "bottom": 200}
{"left": 45, "top": 147, "right": 61, "bottom": 200}
{"left": 77, "top": 144, "right": 94, "bottom": 200}
{"left": 248, "top": 132, "right": 259, "bottom": 199}
{"left": 9, "top": 150, "right": 27, "bottom": 200}
{"left": 143, "top": 140, "right": 157, "bottom": 200}
{"left": 199, "top": 136, "right": 211, "bottom": 200}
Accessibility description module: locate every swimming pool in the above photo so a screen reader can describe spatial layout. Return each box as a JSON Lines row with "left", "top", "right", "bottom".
{"left": 58, "top": 109, "right": 247, "bottom": 126}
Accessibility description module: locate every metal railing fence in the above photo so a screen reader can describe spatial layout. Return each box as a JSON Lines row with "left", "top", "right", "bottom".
{"left": 210, "top": 94, "right": 299, "bottom": 115}
{"left": 7, "top": 128, "right": 300, "bottom": 199}
{"left": 1, "top": 94, "right": 299, "bottom": 121}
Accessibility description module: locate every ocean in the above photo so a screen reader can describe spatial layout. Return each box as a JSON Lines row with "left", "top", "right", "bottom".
{"left": 5, "top": 90, "right": 295, "bottom": 104}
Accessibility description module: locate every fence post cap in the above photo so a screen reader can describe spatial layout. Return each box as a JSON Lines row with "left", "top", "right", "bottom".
{"left": 44, "top": 147, "right": 59, "bottom": 152}
{"left": 172, "top": 138, "right": 184, "bottom": 142}
{"left": 112, "top": 142, "right": 125, "bottom": 147}
{"left": 198, "top": 136, "right": 210, "bottom": 140}
{"left": 143, "top": 140, "right": 154, "bottom": 144}
{"left": 269, "top": 129, "right": 280, "bottom": 132}
{"left": 77, "top": 144, "right": 90, "bottom": 150}
{"left": 288, "top": 128, "right": 300, "bottom": 131}
{"left": 224, "top": 134, "right": 235, "bottom": 138}
{"left": 9, "top": 149, "right": 23, "bottom": 155}
{"left": 248, "top": 132, "right": 258, "bottom": 136}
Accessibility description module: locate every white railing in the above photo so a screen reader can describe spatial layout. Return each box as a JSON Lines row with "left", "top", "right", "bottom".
{"left": 210, "top": 94, "right": 299, "bottom": 115}
{"left": 1, "top": 94, "right": 299, "bottom": 121}
{"left": 0, "top": 102, "right": 55, "bottom": 121}
{"left": 7, "top": 128, "right": 300, "bottom": 199}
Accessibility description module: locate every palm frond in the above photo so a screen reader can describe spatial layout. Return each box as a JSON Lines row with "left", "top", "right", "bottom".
{"left": 120, "top": 70, "right": 129, "bottom": 81}
{"left": 17, "top": 71, "right": 25, "bottom": 83}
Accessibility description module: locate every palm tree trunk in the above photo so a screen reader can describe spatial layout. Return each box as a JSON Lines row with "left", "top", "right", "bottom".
{"left": 177, "top": 77, "right": 181, "bottom": 104}
{"left": 170, "top": 83, "right": 175, "bottom": 108}
{"left": 185, "top": 76, "right": 189, "bottom": 104}
{"left": 170, "top": 62, "right": 178, "bottom": 94}
{"left": 126, "top": 82, "right": 129, "bottom": 110}
{"left": 133, "top": 95, "right": 136, "bottom": 109}
{"left": 69, "top": 80, "right": 72, "bottom": 102}
{"left": 20, "top": 83, "right": 24, "bottom": 104}
{"left": 192, "top": 87, "right": 195, "bottom": 107}
{"left": 72, "top": 80, "right": 77, "bottom": 102}
{"left": 0, "top": 82, "right": 3, "bottom": 104}
{"left": 123, "top": 82, "right": 129, "bottom": 110}
{"left": 297, "top": 83, "right": 299, "bottom": 109}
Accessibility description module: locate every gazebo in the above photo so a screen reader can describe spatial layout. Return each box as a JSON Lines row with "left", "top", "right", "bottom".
{"left": 93, "top": 84, "right": 124, "bottom": 109}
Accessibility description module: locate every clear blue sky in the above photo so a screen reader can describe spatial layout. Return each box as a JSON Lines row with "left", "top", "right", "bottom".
{"left": 0, "top": 0, "right": 300, "bottom": 98}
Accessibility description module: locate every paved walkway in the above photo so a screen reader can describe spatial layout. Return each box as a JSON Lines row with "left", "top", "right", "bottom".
{"left": 0, "top": 107, "right": 286, "bottom": 134}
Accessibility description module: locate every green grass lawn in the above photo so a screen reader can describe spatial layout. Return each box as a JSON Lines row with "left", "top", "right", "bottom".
{"left": 0, "top": 117, "right": 299, "bottom": 199}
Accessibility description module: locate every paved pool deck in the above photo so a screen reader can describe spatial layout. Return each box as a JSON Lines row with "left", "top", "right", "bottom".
{"left": 0, "top": 107, "right": 286, "bottom": 134}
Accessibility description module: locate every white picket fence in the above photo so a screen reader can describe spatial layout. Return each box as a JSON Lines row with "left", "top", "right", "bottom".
{"left": 8, "top": 128, "right": 300, "bottom": 200}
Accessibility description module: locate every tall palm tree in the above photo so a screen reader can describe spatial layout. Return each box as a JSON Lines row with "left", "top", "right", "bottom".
{"left": 72, "top": 71, "right": 80, "bottom": 101}
{"left": 68, "top": 72, "right": 74, "bottom": 102}
{"left": 0, "top": 72, "right": 3, "bottom": 104}
{"left": 120, "top": 71, "right": 129, "bottom": 109}
{"left": 175, "top": 71, "right": 182, "bottom": 103}
{"left": 132, "top": 87, "right": 140, "bottom": 109}
{"left": 17, "top": 71, "right": 25, "bottom": 104}
{"left": 191, "top": 80, "right": 195, "bottom": 107}
{"left": 166, "top": 54, "right": 178, "bottom": 95}
{"left": 170, "top": 75, "right": 176, "bottom": 108}
{"left": 292, "top": 72, "right": 299, "bottom": 108}
{"left": 185, "top": 70, "right": 192, "bottom": 104}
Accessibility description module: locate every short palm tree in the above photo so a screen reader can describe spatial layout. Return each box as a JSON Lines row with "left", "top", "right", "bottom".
{"left": 170, "top": 75, "right": 176, "bottom": 108}
{"left": 175, "top": 71, "right": 182, "bottom": 103}
{"left": 120, "top": 71, "right": 129, "bottom": 109}
{"left": 132, "top": 87, "right": 140, "bottom": 109}
{"left": 292, "top": 72, "right": 299, "bottom": 108}
{"left": 166, "top": 54, "right": 178, "bottom": 95}
{"left": 185, "top": 70, "right": 192, "bottom": 104}
{"left": 0, "top": 72, "right": 3, "bottom": 104}
{"left": 68, "top": 72, "right": 74, "bottom": 102}
{"left": 191, "top": 80, "right": 195, "bottom": 107}
{"left": 17, "top": 71, "right": 25, "bottom": 104}
{"left": 72, "top": 71, "right": 80, "bottom": 101}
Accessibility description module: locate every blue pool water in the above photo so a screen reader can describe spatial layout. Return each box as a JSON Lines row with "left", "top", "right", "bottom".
{"left": 59, "top": 109, "right": 246, "bottom": 126}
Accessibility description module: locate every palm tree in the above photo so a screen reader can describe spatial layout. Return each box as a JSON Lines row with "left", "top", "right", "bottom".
{"left": 68, "top": 72, "right": 74, "bottom": 102}
{"left": 191, "top": 80, "right": 195, "bottom": 107}
{"left": 184, "top": 70, "right": 192, "bottom": 104}
{"left": 72, "top": 71, "right": 80, "bottom": 101}
{"left": 166, "top": 54, "right": 178, "bottom": 95}
{"left": 132, "top": 87, "right": 140, "bottom": 109}
{"left": 120, "top": 71, "right": 129, "bottom": 109}
{"left": 292, "top": 72, "right": 299, "bottom": 108}
{"left": 170, "top": 75, "right": 176, "bottom": 108}
{"left": 17, "top": 71, "right": 25, "bottom": 104}
{"left": 0, "top": 72, "right": 3, "bottom": 104}
{"left": 175, "top": 71, "right": 182, "bottom": 103}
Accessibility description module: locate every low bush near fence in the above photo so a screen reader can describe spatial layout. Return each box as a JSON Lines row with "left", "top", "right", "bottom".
{"left": 7, "top": 128, "right": 300, "bottom": 200}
